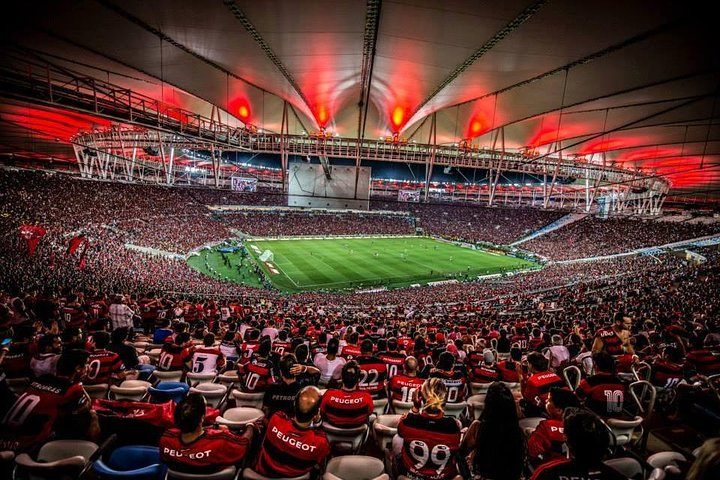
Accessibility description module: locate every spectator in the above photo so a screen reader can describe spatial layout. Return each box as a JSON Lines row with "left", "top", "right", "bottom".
{"left": 320, "top": 361, "right": 374, "bottom": 428}
{"left": 461, "top": 382, "right": 525, "bottom": 480}
{"left": 85, "top": 331, "right": 126, "bottom": 385}
{"left": 545, "top": 334, "right": 570, "bottom": 371}
{"left": 530, "top": 408, "right": 625, "bottom": 480}
{"left": 263, "top": 353, "right": 306, "bottom": 417}
{"left": 160, "top": 393, "right": 254, "bottom": 474}
{"left": 254, "top": 386, "right": 331, "bottom": 478}
{"left": 517, "top": 352, "right": 566, "bottom": 417}
{"left": 190, "top": 333, "right": 226, "bottom": 375}
{"left": 389, "top": 356, "right": 425, "bottom": 404}
{"left": 686, "top": 438, "right": 720, "bottom": 480}
{"left": 429, "top": 351, "right": 467, "bottom": 403}
{"left": 109, "top": 295, "right": 135, "bottom": 331}
{"left": 30, "top": 333, "right": 62, "bottom": 377}
{"left": 575, "top": 352, "right": 628, "bottom": 419}
{"left": 527, "top": 387, "right": 580, "bottom": 467}
{"left": 355, "top": 339, "right": 388, "bottom": 398}
{"left": 314, "top": 337, "right": 346, "bottom": 387}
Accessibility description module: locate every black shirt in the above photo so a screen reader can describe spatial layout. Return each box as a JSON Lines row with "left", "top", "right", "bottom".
{"left": 263, "top": 380, "right": 303, "bottom": 417}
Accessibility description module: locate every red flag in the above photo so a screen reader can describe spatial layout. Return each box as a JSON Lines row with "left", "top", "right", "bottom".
{"left": 19, "top": 224, "right": 47, "bottom": 256}
{"left": 66, "top": 235, "right": 87, "bottom": 256}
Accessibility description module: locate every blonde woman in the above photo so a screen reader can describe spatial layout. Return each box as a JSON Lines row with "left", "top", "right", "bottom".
{"left": 394, "top": 378, "right": 462, "bottom": 480}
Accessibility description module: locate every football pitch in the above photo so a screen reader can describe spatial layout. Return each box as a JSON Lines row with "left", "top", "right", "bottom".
{"left": 189, "top": 236, "right": 538, "bottom": 293}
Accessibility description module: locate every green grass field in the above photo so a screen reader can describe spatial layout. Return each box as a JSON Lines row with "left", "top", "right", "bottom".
{"left": 188, "top": 236, "right": 538, "bottom": 293}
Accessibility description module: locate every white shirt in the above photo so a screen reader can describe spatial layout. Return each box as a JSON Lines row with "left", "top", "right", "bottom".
{"left": 545, "top": 345, "right": 571, "bottom": 369}
{"left": 109, "top": 303, "right": 135, "bottom": 330}
{"left": 260, "top": 327, "right": 279, "bottom": 341}
{"left": 313, "top": 353, "right": 346, "bottom": 385}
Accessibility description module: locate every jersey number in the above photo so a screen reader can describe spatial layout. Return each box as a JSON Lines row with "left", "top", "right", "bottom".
{"left": 603, "top": 389, "right": 624, "bottom": 413}
{"left": 3, "top": 394, "right": 41, "bottom": 427}
{"left": 409, "top": 440, "right": 451, "bottom": 475}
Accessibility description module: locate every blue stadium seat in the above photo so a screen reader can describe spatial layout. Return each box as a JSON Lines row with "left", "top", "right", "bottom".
{"left": 148, "top": 381, "right": 189, "bottom": 404}
{"left": 93, "top": 445, "right": 166, "bottom": 480}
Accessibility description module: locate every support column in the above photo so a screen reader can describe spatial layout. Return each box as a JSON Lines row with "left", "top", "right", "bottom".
{"left": 280, "top": 101, "right": 289, "bottom": 193}
{"left": 423, "top": 113, "right": 437, "bottom": 202}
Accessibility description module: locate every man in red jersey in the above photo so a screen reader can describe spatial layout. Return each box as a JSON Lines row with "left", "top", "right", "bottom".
{"left": 527, "top": 387, "right": 580, "bottom": 468}
{"left": 340, "top": 332, "right": 361, "bottom": 360}
{"left": 239, "top": 329, "right": 261, "bottom": 363}
{"left": 238, "top": 339, "right": 275, "bottom": 393}
{"left": 377, "top": 337, "right": 406, "bottom": 379}
{"left": 158, "top": 332, "right": 192, "bottom": 372}
{"left": 355, "top": 339, "right": 387, "bottom": 398}
{"left": 320, "top": 361, "right": 373, "bottom": 428}
{"left": 430, "top": 351, "right": 467, "bottom": 403}
{"left": 59, "top": 293, "right": 87, "bottom": 329}
{"left": 85, "top": 331, "right": 126, "bottom": 385}
{"left": 593, "top": 312, "right": 635, "bottom": 359}
{"left": 190, "top": 333, "right": 225, "bottom": 375}
{"left": 1, "top": 349, "right": 95, "bottom": 453}
{"left": 253, "top": 386, "right": 331, "bottom": 478}
{"left": 160, "top": 393, "right": 255, "bottom": 474}
{"left": 470, "top": 349, "right": 500, "bottom": 384}
{"left": 685, "top": 334, "right": 720, "bottom": 376}
{"left": 496, "top": 347, "right": 522, "bottom": 383}
{"left": 575, "top": 351, "right": 628, "bottom": 419}
{"left": 518, "top": 352, "right": 566, "bottom": 417}
{"left": 271, "top": 330, "right": 293, "bottom": 358}
{"left": 650, "top": 346, "right": 687, "bottom": 390}
{"left": 530, "top": 409, "right": 625, "bottom": 480}
{"left": 389, "top": 356, "right": 425, "bottom": 404}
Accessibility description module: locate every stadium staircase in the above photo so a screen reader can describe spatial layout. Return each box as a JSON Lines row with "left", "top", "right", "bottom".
{"left": 510, "top": 213, "right": 587, "bottom": 246}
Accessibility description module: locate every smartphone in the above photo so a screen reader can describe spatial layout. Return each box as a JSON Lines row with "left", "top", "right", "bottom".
{"left": 1, "top": 338, "right": 11, "bottom": 346}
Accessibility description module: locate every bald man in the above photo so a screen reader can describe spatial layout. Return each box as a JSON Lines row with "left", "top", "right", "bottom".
{"left": 389, "top": 356, "right": 426, "bottom": 405}
{"left": 252, "top": 386, "right": 330, "bottom": 478}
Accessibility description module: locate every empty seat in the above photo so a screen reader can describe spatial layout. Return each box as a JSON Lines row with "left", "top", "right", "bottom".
{"left": 470, "top": 382, "right": 491, "bottom": 396}
{"left": 186, "top": 372, "right": 217, "bottom": 387}
{"left": 372, "top": 397, "right": 389, "bottom": 416}
{"left": 109, "top": 380, "right": 152, "bottom": 401}
{"left": 215, "top": 407, "right": 265, "bottom": 430}
{"left": 604, "top": 457, "right": 644, "bottom": 480}
{"left": 231, "top": 389, "right": 265, "bottom": 409}
{"left": 605, "top": 416, "right": 643, "bottom": 448}
{"left": 168, "top": 465, "right": 237, "bottom": 480}
{"left": 323, "top": 455, "right": 388, "bottom": 480}
{"left": 391, "top": 400, "right": 413, "bottom": 415}
{"left": 217, "top": 372, "right": 240, "bottom": 388}
{"left": 466, "top": 394, "right": 486, "bottom": 420}
{"left": 242, "top": 467, "right": 310, "bottom": 480}
{"left": 322, "top": 423, "right": 368, "bottom": 454}
{"left": 443, "top": 402, "right": 467, "bottom": 418}
{"left": 84, "top": 383, "right": 109, "bottom": 400}
{"left": 372, "top": 414, "right": 402, "bottom": 451}
{"left": 148, "top": 381, "right": 189, "bottom": 404}
{"left": 93, "top": 445, "right": 166, "bottom": 480}
{"left": 15, "top": 439, "right": 98, "bottom": 480}
{"left": 190, "top": 383, "right": 228, "bottom": 409}
{"left": 152, "top": 370, "right": 184, "bottom": 383}
{"left": 6, "top": 377, "right": 29, "bottom": 395}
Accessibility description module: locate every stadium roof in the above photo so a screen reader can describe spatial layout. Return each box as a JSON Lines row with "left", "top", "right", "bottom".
{"left": 1, "top": 0, "right": 719, "bottom": 203}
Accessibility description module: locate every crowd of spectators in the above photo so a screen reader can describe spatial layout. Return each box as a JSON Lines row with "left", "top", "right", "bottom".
{"left": 524, "top": 216, "right": 720, "bottom": 260}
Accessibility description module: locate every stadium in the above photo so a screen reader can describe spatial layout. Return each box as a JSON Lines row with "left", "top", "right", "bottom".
{"left": 0, "top": 1, "right": 719, "bottom": 480}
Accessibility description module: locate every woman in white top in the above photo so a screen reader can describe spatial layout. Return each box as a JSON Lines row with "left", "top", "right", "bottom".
{"left": 313, "top": 337, "right": 346, "bottom": 387}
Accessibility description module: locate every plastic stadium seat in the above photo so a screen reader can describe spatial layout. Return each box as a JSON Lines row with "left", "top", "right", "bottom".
{"left": 604, "top": 457, "right": 643, "bottom": 479}
{"left": 109, "top": 380, "right": 152, "bottom": 401}
{"left": 148, "top": 381, "right": 189, "bottom": 404}
{"left": 186, "top": 372, "right": 217, "bottom": 386}
{"left": 372, "top": 397, "right": 389, "bottom": 416}
{"left": 152, "top": 370, "right": 184, "bottom": 383}
{"left": 146, "top": 349, "right": 162, "bottom": 362}
{"left": 391, "top": 400, "right": 413, "bottom": 415}
{"left": 190, "top": 383, "right": 228, "bottom": 409}
{"left": 466, "top": 394, "right": 486, "bottom": 420}
{"left": 217, "top": 371, "right": 240, "bottom": 388}
{"left": 93, "top": 445, "right": 166, "bottom": 480}
{"left": 519, "top": 417, "right": 544, "bottom": 437}
{"left": 372, "top": 414, "right": 401, "bottom": 451}
{"left": 231, "top": 389, "right": 265, "bottom": 409}
{"left": 243, "top": 467, "right": 310, "bottom": 480}
{"left": 470, "top": 382, "right": 491, "bottom": 396}
{"left": 215, "top": 407, "right": 265, "bottom": 430}
{"left": 646, "top": 451, "right": 686, "bottom": 474}
{"left": 562, "top": 365, "right": 582, "bottom": 390}
{"left": 323, "top": 455, "right": 388, "bottom": 480}
{"left": 443, "top": 402, "right": 467, "bottom": 418}
{"left": 168, "top": 465, "right": 237, "bottom": 480}
{"left": 6, "top": 377, "right": 29, "bottom": 395}
{"left": 605, "top": 416, "right": 643, "bottom": 448}
{"left": 322, "top": 423, "right": 368, "bottom": 454}
{"left": 15, "top": 439, "right": 98, "bottom": 480}
{"left": 84, "top": 383, "right": 110, "bottom": 399}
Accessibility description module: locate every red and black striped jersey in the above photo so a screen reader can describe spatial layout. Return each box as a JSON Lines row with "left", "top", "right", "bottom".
{"left": 0, "top": 376, "right": 87, "bottom": 452}
{"left": 414, "top": 348, "right": 435, "bottom": 369}
{"left": 575, "top": 373, "right": 627, "bottom": 418}
{"left": 497, "top": 360, "right": 521, "bottom": 382}
{"left": 240, "top": 341, "right": 260, "bottom": 362}
{"left": 355, "top": 355, "right": 388, "bottom": 397}
{"left": 378, "top": 351, "right": 406, "bottom": 379}
{"left": 397, "top": 411, "right": 462, "bottom": 480}
{"left": 595, "top": 328, "right": 624, "bottom": 356}
{"left": 429, "top": 370, "right": 467, "bottom": 403}
{"left": 255, "top": 412, "right": 330, "bottom": 478}
{"left": 650, "top": 360, "right": 686, "bottom": 389}
{"left": 85, "top": 349, "right": 124, "bottom": 385}
{"left": 160, "top": 427, "right": 249, "bottom": 474}
{"left": 530, "top": 458, "right": 626, "bottom": 480}
{"left": 340, "top": 344, "right": 361, "bottom": 360}
{"left": 527, "top": 419, "right": 566, "bottom": 467}
{"left": 470, "top": 364, "right": 500, "bottom": 384}
{"left": 523, "top": 372, "right": 565, "bottom": 407}
{"left": 528, "top": 337, "right": 546, "bottom": 352}
{"left": 685, "top": 348, "right": 720, "bottom": 375}
{"left": 389, "top": 374, "right": 425, "bottom": 402}
{"left": 239, "top": 356, "right": 275, "bottom": 393}
{"left": 2, "top": 342, "right": 32, "bottom": 378}
{"left": 272, "top": 340, "right": 293, "bottom": 357}
{"left": 320, "top": 388, "right": 373, "bottom": 428}
{"left": 61, "top": 305, "right": 87, "bottom": 328}
{"left": 397, "top": 337, "right": 414, "bottom": 353}
{"left": 511, "top": 335, "right": 529, "bottom": 351}
{"left": 158, "top": 345, "right": 191, "bottom": 371}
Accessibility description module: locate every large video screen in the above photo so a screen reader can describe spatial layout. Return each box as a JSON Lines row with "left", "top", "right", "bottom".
{"left": 231, "top": 177, "right": 258, "bottom": 192}
{"left": 398, "top": 189, "right": 420, "bottom": 203}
